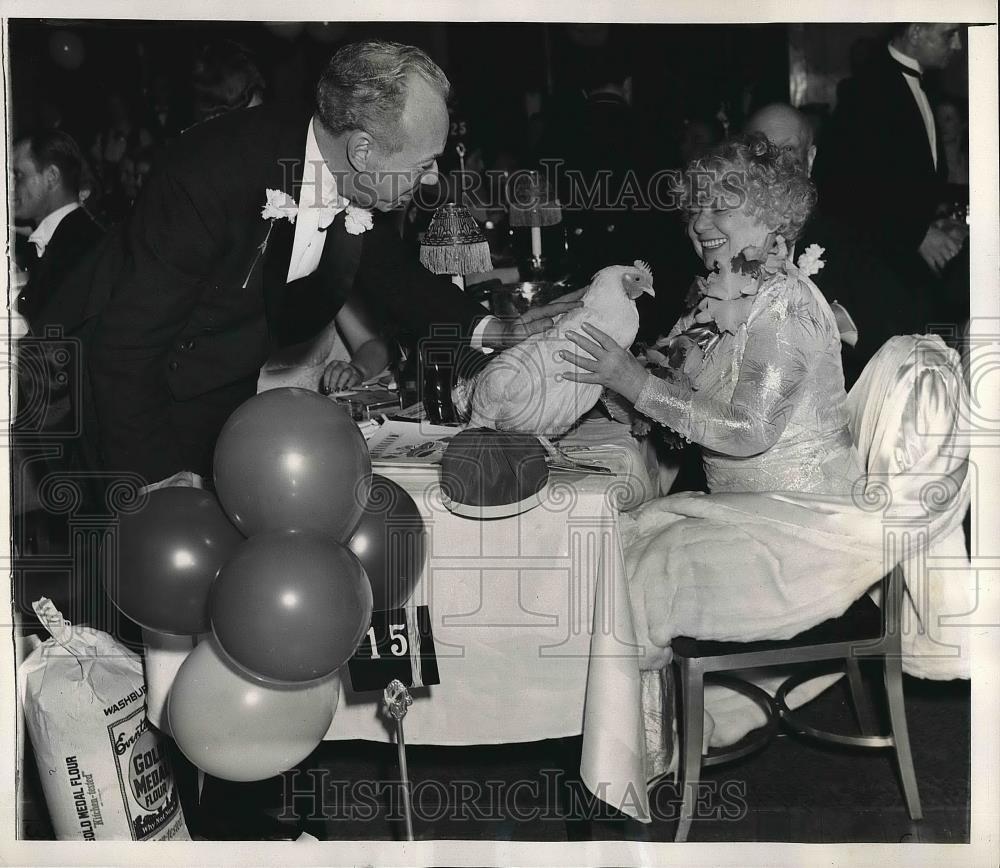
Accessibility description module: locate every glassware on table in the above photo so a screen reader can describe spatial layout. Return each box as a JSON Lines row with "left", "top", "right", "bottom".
{"left": 421, "top": 361, "right": 458, "bottom": 424}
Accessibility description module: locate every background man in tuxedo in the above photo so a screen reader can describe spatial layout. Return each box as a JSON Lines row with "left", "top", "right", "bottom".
{"left": 12, "top": 130, "right": 103, "bottom": 331}
{"left": 10, "top": 131, "right": 104, "bottom": 562}
{"left": 813, "top": 23, "right": 966, "bottom": 328}
{"left": 77, "top": 40, "right": 578, "bottom": 486}
{"left": 745, "top": 103, "right": 913, "bottom": 387}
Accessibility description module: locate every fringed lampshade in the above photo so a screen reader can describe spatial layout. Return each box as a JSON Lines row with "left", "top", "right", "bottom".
{"left": 508, "top": 170, "right": 561, "bottom": 228}
{"left": 419, "top": 203, "right": 492, "bottom": 290}
{"left": 508, "top": 170, "right": 560, "bottom": 272}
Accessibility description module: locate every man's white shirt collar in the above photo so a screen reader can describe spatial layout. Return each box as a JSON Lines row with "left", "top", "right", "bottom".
{"left": 28, "top": 202, "right": 80, "bottom": 258}
{"left": 300, "top": 118, "right": 346, "bottom": 213}
{"left": 888, "top": 43, "right": 923, "bottom": 75}
{"left": 286, "top": 118, "right": 349, "bottom": 282}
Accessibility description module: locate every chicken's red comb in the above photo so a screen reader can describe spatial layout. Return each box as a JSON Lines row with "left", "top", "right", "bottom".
{"left": 633, "top": 260, "right": 653, "bottom": 281}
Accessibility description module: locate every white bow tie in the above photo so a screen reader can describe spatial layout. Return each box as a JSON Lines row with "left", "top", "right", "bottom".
{"left": 315, "top": 172, "right": 347, "bottom": 230}
{"left": 316, "top": 198, "right": 348, "bottom": 231}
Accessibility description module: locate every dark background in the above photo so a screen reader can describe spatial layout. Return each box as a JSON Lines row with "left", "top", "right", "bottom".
{"left": 8, "top": 20, "right": 793, "bottom": 152}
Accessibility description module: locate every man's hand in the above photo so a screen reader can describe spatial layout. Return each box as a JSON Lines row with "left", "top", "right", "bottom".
{"left": 560, "top": 323, "right": 649, "bottom": 404}
{"left": 483, "top": 289, "right": 585, "bottom": 349}
{"left": 919, "top": 224, "right": 963, "bottom": 275}
{"left": 140, "top": 470, "right": 204, "bottom": 495}
{"left": 319, "top": 360, "right": 364, "bottom": 394}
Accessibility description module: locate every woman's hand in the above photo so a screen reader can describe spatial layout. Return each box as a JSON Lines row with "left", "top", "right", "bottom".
{"left": 560, "top": 323, "right": 648, "bottom": 404}
{"left": 320, "top": 360, "right": 364, "bottom": 394}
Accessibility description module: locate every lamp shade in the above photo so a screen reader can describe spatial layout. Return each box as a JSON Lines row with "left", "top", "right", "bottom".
{"left": 419, "top": 203, "right": 492, "bottom": 276}
{"left": 508, "top": 170, "right": 561, "bottom": 227}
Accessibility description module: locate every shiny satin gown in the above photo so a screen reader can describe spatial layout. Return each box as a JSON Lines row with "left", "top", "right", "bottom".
{"left": 625, "top": 270, "right": 866, "bottom": 773}
{"left": 635, "top": 272, "right": 864, "bottom": 496}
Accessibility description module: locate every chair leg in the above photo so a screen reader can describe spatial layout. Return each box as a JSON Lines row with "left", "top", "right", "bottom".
{"left": 675, "top": 660, "right": 704, "bottom": 843}
{"left": 845, "top": 656, "right": 877, "bottom": 736}
{"left": 883, "top": 652, "right": 923, "bottom": 821}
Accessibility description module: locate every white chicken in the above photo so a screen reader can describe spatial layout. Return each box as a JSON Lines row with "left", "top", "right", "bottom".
{"left": 462, "top": 261, "right": 655, "bottom": 435}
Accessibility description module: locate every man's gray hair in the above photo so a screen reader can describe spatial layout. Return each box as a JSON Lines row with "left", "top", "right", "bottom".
{"left": 316, "top": 40, "right": 450, "bottom": 153}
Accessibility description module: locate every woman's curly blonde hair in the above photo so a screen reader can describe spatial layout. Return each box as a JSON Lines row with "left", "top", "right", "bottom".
{"left": 673, "top": 131, "right": 817, "bottom": 242}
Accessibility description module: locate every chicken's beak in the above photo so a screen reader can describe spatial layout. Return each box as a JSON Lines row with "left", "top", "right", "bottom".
{"left": 625, "top": 283, "right": 655, "bottom": 299}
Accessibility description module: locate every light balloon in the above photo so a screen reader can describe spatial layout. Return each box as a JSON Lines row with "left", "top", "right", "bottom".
{"left": 168, "top": 639, "right": 339, "bottom": 782}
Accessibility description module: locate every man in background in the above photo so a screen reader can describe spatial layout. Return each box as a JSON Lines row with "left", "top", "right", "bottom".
{"left": 813, "top": 23, "right": 967, "bottom": 334}
{"left": 12, "top": 130, "right": 103, "bottom": 330}
{"left": 10, "top": 131, "right": 105, "bottom": 611}
{"left": 745, "top": 103, "right": 914, "bottom": 387}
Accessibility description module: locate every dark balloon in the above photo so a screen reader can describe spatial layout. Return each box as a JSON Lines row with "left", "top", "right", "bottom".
{"left": 168, "top": 638, "right": 340, "bottom": 781}
{"left": 213, "top": 388, "right": 372, "bottom": 540}
{"left": 210, "top": 529, "right": 373, "bottom": 683}
{"left": 348, "top": 475, "right": 426, "bottom": 610}
{"left": 107, "top": 488, "right": 244, "bottom": 634}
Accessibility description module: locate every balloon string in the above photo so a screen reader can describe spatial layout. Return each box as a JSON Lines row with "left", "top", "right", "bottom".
{"left": 395, "top": 717, "right": 415, "bottom": 841}
{"left": 383, "top": 679, "right": 415, "bottom": 841}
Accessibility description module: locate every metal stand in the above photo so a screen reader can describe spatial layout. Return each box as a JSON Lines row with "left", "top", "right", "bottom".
{"left": 383, "top": 679, "right": 415, "bottom": 841}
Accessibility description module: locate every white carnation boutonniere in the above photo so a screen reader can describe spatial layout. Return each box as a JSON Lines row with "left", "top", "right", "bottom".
{"left": 244, "top": 189, "right": 373, "bottom": 287}
{"left": 243, "top": 187, "right": 299, "bottom": 289}
{"left": 261, "top": 187, "right": 299, "bottom": 223}
{"left": 796, "top": 243, "right": 826, "bottom": 278}
{"left": 243, "top": 188, "right": 298, "bottom": 288}
{"left": 343, "top": 204, "right": 374, "bottom": 236}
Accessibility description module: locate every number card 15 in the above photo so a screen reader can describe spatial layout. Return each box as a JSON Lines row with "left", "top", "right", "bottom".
{"left": 347, "top": 605, "right": 440, "bottom": 693}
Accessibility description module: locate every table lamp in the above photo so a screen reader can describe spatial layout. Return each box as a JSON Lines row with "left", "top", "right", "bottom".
{"left": 419, "top": 203, "right": 492, "bottom": 291}
{"left": 508, "top": 170, "right": 561, "bottom": 274}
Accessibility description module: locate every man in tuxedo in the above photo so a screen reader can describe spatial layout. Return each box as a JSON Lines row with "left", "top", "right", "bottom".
{"left": 12, "top": 130, "right": 103, "bottom": 330}
{"left": 745, "top": 103, "right": 914, "bottom": 387}
{"left": 70, "top": 40, "right": 577, "bottom": 486}
{"left": 10, "top": 132, "right": 105, "bottom": 616}
{"left": 812, "top": 24, "right": 965, "bottom": 312}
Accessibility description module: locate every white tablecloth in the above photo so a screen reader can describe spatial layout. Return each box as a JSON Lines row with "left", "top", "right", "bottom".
{"left": 324, "top": 453, "right": 654, "bottom": 820}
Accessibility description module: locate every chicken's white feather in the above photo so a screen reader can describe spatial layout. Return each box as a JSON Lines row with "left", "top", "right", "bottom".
{"left": 465, "top": 264, "right": 652, "bottom": 435}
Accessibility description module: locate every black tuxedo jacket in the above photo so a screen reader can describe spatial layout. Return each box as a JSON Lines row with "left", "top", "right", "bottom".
{"left": 813, "top": 48, "right": 945, "bottom": 258}
{"left": 796, "top": 210, "right": 921, "bottom": 389}
{"left": 18, "top": 207, "right": 104, "bottom": 331}
{"left": 65, "top": 105, "right": 488, "bottom": 482}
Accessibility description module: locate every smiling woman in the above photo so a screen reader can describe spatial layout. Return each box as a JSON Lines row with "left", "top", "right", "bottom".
{"left": 675, "top": 133, "right": 817, "bottom": 273}
{"left": 563, "top": 133, "right": 856, "bottom": 491}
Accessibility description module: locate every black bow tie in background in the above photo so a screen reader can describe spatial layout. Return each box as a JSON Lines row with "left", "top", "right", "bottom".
{"left": 891, "top": 58, "right": 924, "bottom": 86}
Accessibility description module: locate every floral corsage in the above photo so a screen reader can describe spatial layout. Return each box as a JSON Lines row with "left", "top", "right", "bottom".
{"left": 602, "top": 233, "right": 802, "bottom": 447}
